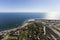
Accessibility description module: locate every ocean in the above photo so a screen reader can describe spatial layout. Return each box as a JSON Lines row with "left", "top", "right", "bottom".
{"left": 0, "top": 13, "right": 45, "bottom": 31}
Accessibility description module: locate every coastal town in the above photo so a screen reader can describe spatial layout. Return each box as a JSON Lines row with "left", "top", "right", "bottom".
{"left": 0, "top": 19, "right": 60, "bottom": 40}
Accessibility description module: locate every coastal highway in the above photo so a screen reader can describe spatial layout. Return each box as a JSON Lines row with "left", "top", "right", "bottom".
{"left": 41, "top": 21, "right": 60, "bottom": 40}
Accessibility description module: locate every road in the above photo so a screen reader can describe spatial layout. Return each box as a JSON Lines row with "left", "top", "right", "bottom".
{"left": 41, "top": 21, "right": 60, "bottom": 40}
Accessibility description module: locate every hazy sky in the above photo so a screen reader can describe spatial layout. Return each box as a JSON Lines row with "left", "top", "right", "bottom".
{"left": 0, "top": 0, "right": 60, "bottom": 12}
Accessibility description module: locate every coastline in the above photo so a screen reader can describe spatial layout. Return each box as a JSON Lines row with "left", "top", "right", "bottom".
{"left": 0, "top": 18, "right": 60, "bottom": 35}
{"left": 0, "top": 19, "right": 34, "bottom": 34}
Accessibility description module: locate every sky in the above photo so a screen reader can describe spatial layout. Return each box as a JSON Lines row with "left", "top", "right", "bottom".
{"left": 0, "top": 0, "right": 60, "bottom": 19}
{"left": 0, "top": 0, "right": 60, "bottom": 12}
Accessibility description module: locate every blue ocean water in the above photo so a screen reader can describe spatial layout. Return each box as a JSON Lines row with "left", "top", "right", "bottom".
{"left": 0, "top": 13, "right": 45, "bottom": 31}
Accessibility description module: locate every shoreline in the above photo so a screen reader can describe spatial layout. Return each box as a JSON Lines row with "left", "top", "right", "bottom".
{"left": 0, "top": 18, "right": 36, "bottom": 34}
{"left": 0, "top": 20, "right": 31, "bottom": 34}
{"left": 0, "top": 18, "right": 60, "bottom": 35}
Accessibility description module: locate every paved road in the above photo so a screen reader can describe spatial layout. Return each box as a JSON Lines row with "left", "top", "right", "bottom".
{"left": 41, "top": 21, "right": 60, "bottom": 40}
